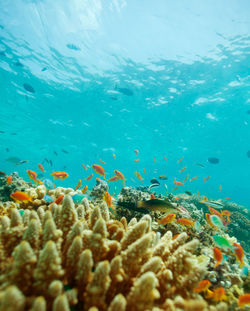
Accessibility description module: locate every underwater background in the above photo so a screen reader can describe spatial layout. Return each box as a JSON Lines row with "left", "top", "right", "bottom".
{"left": 0, "top": 0, "right": 250, "bottom": 207}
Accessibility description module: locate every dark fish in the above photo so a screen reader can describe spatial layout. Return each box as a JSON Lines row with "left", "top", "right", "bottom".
{"left": 185, "top": 191, "right": 192, "bottom": 196}
{"left": 247, "top": 150, "right": 250, "bottom": 158}
{"left": 0, "top": 51, "right": 6, "bottom": 56}
{"left": 14, "top": 61, "right": 23, "bottom": 67}
{"left": 11, "top": 133, "right": 17, "bottom": 135}
{"left": 6, "top": 157, "right": 21, "bottom": 164}
{"left": 246, "top": 110, "right": 250, "bottom": 115}
{"left": 0, "top": 171, "right": 6, "bottom": 176}
{"left": 6, "top": 148, "right": 9, "bottom": 152}
{"left": 0, "top": 25, "right": 4, "bottom": 29}
{"left": 150, "top": 178, "right": 160, "bottom": 185}
{"left": 49, "top": 160, "right": 53, "bottom": 166}
{"left": 44, "top": 158, "right": 49, "bottom": 164}
{"left": 117, "top": 87, "right": 134, "bottom": 96}
{"left": 159, "top": 175, "right": 168, "bottom": 180}
{"left": 0, "top": 131, "right": 5, "bottom": 133}
{"left": 137, "top": 199, "right": 176, "bottom": 212}
{"left": 195, "top": 163, "right": 205, "bottom": 168}
{"left": 17, "top": 160, "right": 29, "bottom": 165}
{"left": 41, "top": 67, "right": 47, "bottom": 72}
{"left": 61, "top": 149, "right": 69, "bottom": 154}
{"left": 54, "top": 151, "right": 58, "bottom": 156}
{"left": 66, "top": 44, "right": 80, "bottom": 51}
{"left": 148, "top": 183, "right": 160, "bottom": 191}
{"left": 23, "top": 83, "right": 35, "bottom": 93}
{"left": 110, "top": 97, "right": 118, "bottom": 100}
{"left": 208, "top": 157, "right": 220, "bottom": 164}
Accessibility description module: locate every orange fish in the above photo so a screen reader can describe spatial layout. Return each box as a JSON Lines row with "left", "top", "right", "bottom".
{"left": 205, "top": 213, "right": 213, "bottom": 227}
{"left": 92, "top": 164, "right": 107, "bottom": 179}
{"left": 27, "top": 170, "right": 37, "bottom": 180}
{"left": 7, "top": 175, "right": 12, "bottom": 185}
{"left": 174, "top": 178, "right": 184, "bottom": 186}
{"left": 208, "top": 207, "right": 222, "bottom": 218}
{"left": 150, "top": 194, "right": 155, "bottom": 199}
{"left": 114, "top": 170, "right": 126, "bottom": 186}
{"left": 99, "top": 159, "right": 106, "bottom": 165}
{"left": 10, "top": 191, "right": 32, "bottom": 203}
{"left": 179, "top": 166, "right": 187, "bottom": 173}
{"left": 158, "top": 213, "right": 176, "bottom": 225}
{"left": 82, "top": 163, "right": 87, "bottom": 170}
{"left": 183, "top": 174, "right": 189, "bottom": 182}
{"left": 54, "top": 194, "right": 64, "bottom": 205}
{"left": 74, "top": 180, "right": 82, "bottom": 191}
{"left": 213, "top": 247, "right": 223, "bottom": 267}
{"left": 134, "top": 171, "right": 138, "bottom": 177}
{"left": 190, "top": 176, "right": 198, "bottom": 182}
{"left": 225, "top": 197, "right": 231, "bottom": 200}
{"left": 134, "top": 159, "right": 140, "bottom": 163}
{"left": 172, "top": 186, "right": 179, "bottom": 191}
{"left": 194, "top": 280, "right": 211, "bottom": 293}
{"left": 219, "top": 185, "right": 222, "bottom": 192}
{"left": 204, "top": 176, "right": 210, "bottom": 182}
{"left": 85, "top": 173, "right": 93, "bottom": 181}
{"left": 172, "top": 233, "right": 180, "bottom": 240}
{"left": 177, "top": 156, "right": 184, "bottom": 163}
{"left": 81, "top": 185, "right": 88, "bottom": 194}
{"left": 134, "top": 149, "right": 139, "bottom": 155}
{"left": 108, "top": 176, "right": 119, "bottom": 182}
{"left": 221, "top": 210, "right": 231, "bottom": 222}
{"left": 238, "top": 293, "right": 250, "bottom": 307}
{"left": 104, "top": 191, "right": 113, "bottom": 207}
{"left": 177, "top": 218, "right": 194, "bottom": 226}
{"left": 163, "top": 156, "right": 168, "bottom": 162}
{"left": 153, "top": 157, "right": 156, "bottom": 163}
{"left": 51, "top": 171, "right": 69, "bottom": 180}
{"left": 173, "top": 197, "right": 180, "bottom": 201}
{"left": 203, "top": 196, "right": 208, "bottom": 201}
{"left": 137, "top": 172, "right": 143, "bottom": 181}
{"left": 233, "top": 243, "right": 244, "bottom": 267}
{"left": 38, "top": 163, "right": 45, "bottom": 173}
{"left": 143, "top": 168, "right": 146, "bottom": 175}
{"left": 112, "top": 153, "right": 116, "bottom": 159}
{"left": 207, "top": 287, "right": 226, "bottom": 302}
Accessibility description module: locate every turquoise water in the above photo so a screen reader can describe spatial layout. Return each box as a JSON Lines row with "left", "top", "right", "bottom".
{"left": 0, "top": 1, "right": 250, "bottom": 206}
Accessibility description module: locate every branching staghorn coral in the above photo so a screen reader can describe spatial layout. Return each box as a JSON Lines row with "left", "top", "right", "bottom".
{"left": 0, "top": 193, "right": 226, "bottom": 311}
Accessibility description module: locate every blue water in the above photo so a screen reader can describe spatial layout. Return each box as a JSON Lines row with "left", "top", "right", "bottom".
{"left": 0, "top": 0, "right": 250, "bottom": 206}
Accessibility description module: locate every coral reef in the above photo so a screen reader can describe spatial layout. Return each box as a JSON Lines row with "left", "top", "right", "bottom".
{"left": 90, "top": 178, "right": 109, "bottom": 202}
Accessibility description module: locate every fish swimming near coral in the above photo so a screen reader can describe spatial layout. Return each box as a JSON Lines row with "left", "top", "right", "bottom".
{"left": 38, "top": 163, "right": 45, "bottom": 173}
{"left": 23, "top": 83, "right": 35, "bottom": 93}
{"left": 233, "top": 243, "right": 245, "bottom": 267}
{"left": 148, "top": 178, "right": 160, "bottom": 190}
{"left": 85, "top": 173, "right": 93, "bottom": 181}
{"left": 116, "top": 87, "right": 134, "bottom": 96}
{"left": 193, "top": 280, "right": 211, "bottom": 293}
{"left": 74, "top": 179, "right": 82, "bottom": 191}
{"left": 7, "top": 175, "right": 12, "bottom": 184}
{"left": 158, "top": 213, "right": 176, "bottom": 225}
{"left": 238, "top": 293, "right": 250, "bottom": 307}
{"left": 206, "top": 287, "right": 227, "bottom": 302}
{"left": 213, "top": 235, "right": 233, "bottom": 251}
{"left": 51, "top": 171, "right": 69, "bottom": 180}
{"left": 213, "top": 247, "right": 227, "bottom": 267}
{"left": 108, "top": 176, "right": 119, "bottom": 182}
{"left": 210, "top": 215, "right": 226, "bottom": 229}
{"left": 200, "top": 200, "right": 223, "bottom": 209}
{"left": 114, "top": 170, "right": 126, "bottom": 186}
{"left": 176, "top": 218, "right": 194, "bottom": 226}
{"left": 92, "top": 164, "right": 107, "bottom": 179}
{"left": 81, "top": 185, "right": 88, "bottom": 194}
{"left": 10, "top": 191, "right": 32, "bottom": 203}
{"left": 185, "top": 191, "right": 192, "bottom": 196}
{"left": 159, "top": 175, "right": 167, "bottom": 180}
{"left": 54, "top": 194, "right": 64, "bottom": 205}
{"left": 137, "top": 199, "right": 176, "bottom": 212}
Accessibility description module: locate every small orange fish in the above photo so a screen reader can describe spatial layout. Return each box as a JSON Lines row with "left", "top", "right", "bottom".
{"left": 172, "top": 233, "right": 180, "bottom": 240}
{"left": 92, "top": 164, "right": 107, "bottom": 179}
{"left": 173, "top": 197, "right": 180, "bottom": 201}
{"left": 213, "top": 247, "right": 223, "bottom": 267}
{"left": 134, "top": 149, "right": 139, "bottom": 155}
{"left": 153, "top": 157, "right": 157, "bottom": 163}
{"left": 7, "top": 175, "right": 12, "bottom": 185}
{"left": 225, "top": 197, "right": 231, "bottom": 200}
{"left": 238, "top": 293, "right": 250, "bottom": 307}
{"left": 137, "top": 172, "right": 143, "bottom": 181}
{"left": 233, "top": 243, "right": 244, "bottom": 267}
{"left": 177, "top": 156, "right": 184, "bottom": 163}
{"left": 51, "top": 171, "right": 69, "bottom": 180}
{"left": 194, "top": 280, "right": 211, "bottom": 293}
{"left": 158, "top": 213, "right": 176, "bottom": 225}
{"left": 82, "top": 163, "right": 87, "bottom": 170}
{"left": 27, "top": 170, "right": 37, "bottom": 180}
{"left": 205, "top": 213, "right": 213, "bottom": 227}
{"left": 134, "top": 171, "right": 138, "bottom": 177}
{"left": 134, "top": 159, "right": 140, "bottom": 163}
{"left": 81, "top": 185, "right": 88, "bottom": 194}
{"left": 104, "top": 191, "right": 114, "bottom": 208}
{"left": 183, "top": 174, "right": 189, "bottom": 182}
{"left": 207, "top": 287, "right": 226, "bottom": 302}
{"left": 112, "top": 153, "right": 116, "bottom": 159}
{"left": 208, "top": 207, "right": 222, "bottom": 218}
{"left": 190, "top": 176, "right": 198, "bottom": 182}
{"left": 219, "top": 185, "right": 222, "bottom": 192}
{"left": 150, "top": 194, "right": 155, "bottom": 199}
{"left": 172, "top": 186, "right": 179, "bottom": 191}
{"left": 204, "top": 176, "right": 210, "bottom": 182}
{"left": 174, "top": 178, "right": 184, "bottom": 186}
{"left": 38, "top": 163, "right": 45, "bottom": 173}
{"left": 85, "top": 173, "right": 93, "bottom": 181}
{"left": 203, "top": 196, "right": 208, "bottom": 201}
{"left": 114, "top": 170, "right": 126, "bottom": 186}
{"left": 179, "top": 166, "right": 187, "bottom": 173}
{"left": 143, "top": 168, "right": 146, "bottom": 175}
{"left": 99, "top": 159, "right": 106, "bottom": 165}
{"left": 54, "top": 194, "right": 64, "bottom": 205}
{"left": 108, "top": 176, "right": 119, "bottom": 182}
{"left": 163, "top": 156, "right": 168, "bottom": 162}
{"left": 177, "top": 218, "right": 194, "bottom": 226}
{"left": 74, "top": 180, "right": 82, "bottom": 191}
{"left": 10, "top": 191, "right": 32, "bottom": 203}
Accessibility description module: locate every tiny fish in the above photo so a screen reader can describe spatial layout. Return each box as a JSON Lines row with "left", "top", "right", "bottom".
{"left": 10, "top": 191, "right": 32, "bottom": 203}
{"left": 204, "top": 176, "right": 210, "bottom": 182}
{"left": 74, "top": 180, "right": 82, "bottom": 191}
{"left": 213, "top": 247, "right": 227, "bottom": 267}
{"left": 174, "top": 178, "right": 184, "bottom": 186}
{"left": 238, "top": 293, "right": 250, "bottom": 307}
{"left": 200, "top": 200, "right": 223, "bottom": 209}
{"left": 27, "top": 170, "right": 38, "bottom": 181}
{"left": 99, "top": 159, "right": 106, "bottom": 164}
{"left": 49, "top": 160, "right": 53, "bottom": 166}
{"left": 219, "top": 185, "right": 222, "bottom": 191}
{"left": 158, "top": 213, "right": 176, "bottom": 225}
{"left": 54, "top": 151, "right": 58, "bottom": 156}
{"left": 183, "top": 174, "right": 189, "bottom": 182}
{"left": 177, "top": 156, "right": 184, "bottom": 163}
{"left": 143, "top": 168, "right": 146, "bottom": 175}
{"left": 61, "top": 149, "right": 69, "bottom": 154}
{"left": 85, "top": 173, "right": 93, "bottom": 181}
{"left": 225, "top": 197, "right": 231, "bottom": 200}
{"left": 134, "top": 159, "right": 140, "bottom": 162}
{"left": 134, "top": 149, "right": 139, "bottom": 155}
{"left": 185, "top": 191, "right": 192, "bottom": 196}
{"left": 207, "top": 287, "right": 226, "bottom": 302}
{"left": 172, "top": 186, "right": 179, "bottom": 191}
{"left": 195, "top": 163, "right": 205, "bottom": 168}
{"left": 112, "top": 153, "right": 116, "bottom": 159}
{"left": 163, "top": 156, "right": 168, "bottom": 162}
{"left": 51, "top": 171, "right": 69, "bottom": 180}
{"left": 54, "top": 194, "right": 64, "bottom": 205}
{"left": 208, "top": 157, "right": 220, "bottom": 164}
{"left": 221, "top": 210, "right": 231, "bottom": 222}
{"left": 210, "top": 215, "right": 225, "bottom": 229}
{"left": 137, "top": 172, "right": 143, "bottom": 181}
{"left": 81, "top": 185, "right": 88, "bottom": 194}
{"left": 117, "top": 87, "right": 134, "bottom": 96}
{"left": 92, "top": 164, "right": 107, "bottom": 179}
{"left": 153, "top": 157, "right": 156, "bottom": 163}
{"left": 179, "top": 166, "right": 187, "bottom": 173}
{"left": 38, "top": 163, "right": 45, "bottom": 173}
{"left": 108, "top": 176, "right": 119, "bottom": 182}
{"left": 114, "top": 170, "right": 126, "bottom": 186}
{"left": 82, "top": 163, "right": 87, "bottom": 170}
{"left": 66, "top": 43, "right": 80, "bottom": 51}
{"left": 159, "top": 175, "right": 167, "bottom": 180}
{"left": 190, "top": 176, "right": 198, "bottom": 182}
{"left": 213, "top": 235, "right": 233, "bottom": 250}
{"left": 194, "top": 280, "right": 211, "bottom": 293}
{"left": 177, "top": 218, "right": 194, "bottom": 226}
{"left": 7, "top": 175, "right": 12, "bottom": 184}
{"left": 233, "top": 243, "right": 244, "bottom": 267}
{"left": 23, "top": 83, "right": 35, "bottom": 93}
